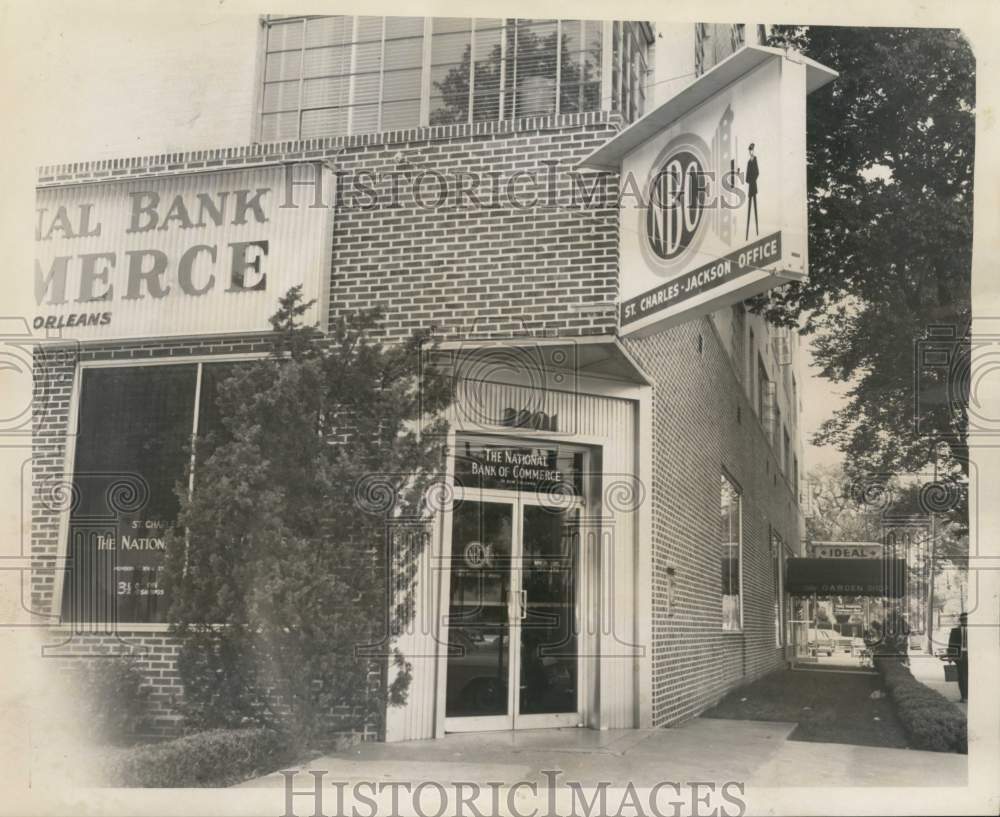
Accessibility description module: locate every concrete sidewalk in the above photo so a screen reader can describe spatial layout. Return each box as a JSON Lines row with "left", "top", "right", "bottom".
{"left": 908, "top": 653, "right": 968, "bottom": 713}
{"left": 237, "top": 717, "right": 967, "bottom": 790}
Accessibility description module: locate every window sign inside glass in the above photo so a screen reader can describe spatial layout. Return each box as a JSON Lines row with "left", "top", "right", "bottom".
{"left": 453, "top": 439, "right": 583, "bottom": 495}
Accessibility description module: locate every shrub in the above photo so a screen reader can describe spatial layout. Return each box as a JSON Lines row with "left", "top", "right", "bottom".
{"left": 875, "top": 657, "right": 967, "bottom": 753}
{"left": 72, "top": 655, "right": 150, "bottom": 744}
{"left": 163, "top": 289, "right": 452, "bottom": 743}
{"left": 99, "top": 727, "right": 297, "bottom": 787}
{"left": 174, "top": 629, "right": 276, "bottom": 732}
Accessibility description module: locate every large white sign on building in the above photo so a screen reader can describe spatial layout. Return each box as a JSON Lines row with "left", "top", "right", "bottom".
{"left": 34, "top": 163, "right": 335, "bottom": 340}
{"left": 580, "top": 46, "right": 836, "bottom": 337}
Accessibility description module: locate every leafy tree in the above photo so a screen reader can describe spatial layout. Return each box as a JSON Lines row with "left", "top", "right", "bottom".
{"left": 163, "top": 288, "right": 452, "bottom": 743}
{"left": 804, "top": 463, "right": 968, "bottom": 644}
{"left": 756, "top": 27, "right": 974, "bottom": 481}
{"left": 803, "top": 463, "right": 884, "bottom": 543}
{"left": 888, "top": 480, "right": 968, "bottom": 567}
{"left": 805, "top": 464, "right": 967, "bottom": 561}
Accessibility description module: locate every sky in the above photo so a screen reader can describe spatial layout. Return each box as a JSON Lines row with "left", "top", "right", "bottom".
{"left": 799, "top": 344, "right": 850, "bottom": 473}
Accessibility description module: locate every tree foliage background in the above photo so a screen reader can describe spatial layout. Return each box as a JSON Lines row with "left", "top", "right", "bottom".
{"left": 163, "top": 289, "right": 452, "bottom": 743}
{"left": 803, "top": 463, "right": 969, "bottom": 633}
{"left": 805, "top": 464, "right": 968, "bottom": 568}
{"left": 758, "top": 27, "right": 974, "bottom": 485}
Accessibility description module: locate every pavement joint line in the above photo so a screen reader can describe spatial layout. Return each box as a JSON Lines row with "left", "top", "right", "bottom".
{"left": 790, "top": 666, "right": 877, "bottom": 676}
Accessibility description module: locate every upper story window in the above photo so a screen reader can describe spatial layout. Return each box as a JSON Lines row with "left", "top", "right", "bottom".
{"left": 428, "top": 18, "right": 604, "bottom": 125}
{"left": 258, "top": 15, "right": 650, "bottom": 140}
{"left": 730, "top": 304, "right": 746, "bottom": 386}
{"left": 611, "top": 21, "right": 649, "bottom": 124}
{"left": 695, "top": 22, "right": 746, "bottom": 76}
{"left": 757, "top": 356, "right": 769, "bottom": 420}
{"left": 260, "top": 16, "right": 426, "bottom": 140}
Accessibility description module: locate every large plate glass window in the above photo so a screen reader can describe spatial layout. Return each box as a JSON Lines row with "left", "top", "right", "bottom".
{"left": 61, "top": 361, "right": 250, "bottom": 625}
{"left": 259, "top": 15, "right": 647, "bottom": 138}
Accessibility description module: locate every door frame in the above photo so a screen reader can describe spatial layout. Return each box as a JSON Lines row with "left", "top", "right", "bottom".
{"left": 439, "top": 436, "right": 592, "bottom": 734}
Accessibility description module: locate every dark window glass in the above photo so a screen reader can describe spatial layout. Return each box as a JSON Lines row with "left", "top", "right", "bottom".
{"left": 445, "top": 500, "right": 513, "bottom": 717}
{"left": 61, "top": 365, "right": 197, "bottom": 624}
{"left": 757, "top": 358, "right": 769, "bottom": 420}
{"left": 196, "top": 362, "right": 241, "bottom": 452}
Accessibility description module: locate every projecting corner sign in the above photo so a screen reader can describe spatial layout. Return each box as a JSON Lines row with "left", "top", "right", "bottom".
{"left": 579, "top": 46, "right": 837, "bottom": 337}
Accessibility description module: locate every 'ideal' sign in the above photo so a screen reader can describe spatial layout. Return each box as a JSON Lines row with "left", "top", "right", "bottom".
{"left": 579, "top": 46, "right": 836, "bottom": 336}
{"left": 807, "top": 542, "right": 883, "bottom": 560}
{"left": 34, "top": 163, "right": 335, "bottom": 340}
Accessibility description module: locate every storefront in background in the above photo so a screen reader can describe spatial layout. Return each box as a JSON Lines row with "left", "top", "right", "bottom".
{"left": 31, "top": 17, "right": 830, "bottom": 740}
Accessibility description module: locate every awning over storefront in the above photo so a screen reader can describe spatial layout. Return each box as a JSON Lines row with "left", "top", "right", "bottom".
{"left": 435, "top": 335, "right": 653, "bottom": 386}
{"left": 785, "top": 558, "right": 907, "bottom": 597}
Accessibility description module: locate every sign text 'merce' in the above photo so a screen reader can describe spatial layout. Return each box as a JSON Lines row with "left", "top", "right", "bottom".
{"left": 34, "top": 163, "right": 335, "bottom": 340}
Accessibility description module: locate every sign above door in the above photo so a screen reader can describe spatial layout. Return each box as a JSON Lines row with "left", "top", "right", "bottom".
{"left": 452, "top": 439, "right": 583, "bottom": 496}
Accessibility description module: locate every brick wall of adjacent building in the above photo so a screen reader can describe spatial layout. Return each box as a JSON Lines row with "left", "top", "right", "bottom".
{"left": 624, "top": 315, "right": 801, "bottom": 728}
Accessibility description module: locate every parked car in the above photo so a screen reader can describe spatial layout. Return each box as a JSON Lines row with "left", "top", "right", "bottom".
{"left": 808, "top": 629, "right": 838, "bottom": 657}
{"left": 833, "top": 631, "right": 855, "bottom": 653}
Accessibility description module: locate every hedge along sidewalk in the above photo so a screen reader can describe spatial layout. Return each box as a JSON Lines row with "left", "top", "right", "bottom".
{"left": 875, "top": 657, "right": 968, "bottom": 754}
{"left": 97, "top": 728, "right": 301, "bottom": 787}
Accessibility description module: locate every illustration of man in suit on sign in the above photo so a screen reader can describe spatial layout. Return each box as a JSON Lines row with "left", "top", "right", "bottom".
{"left": 745, "top": 142, "right": 759, "bottom": 240}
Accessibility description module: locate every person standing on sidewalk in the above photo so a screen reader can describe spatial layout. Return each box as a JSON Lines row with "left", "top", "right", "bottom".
{"left": 948, "top": 613, "right": 969, "bottom": 702}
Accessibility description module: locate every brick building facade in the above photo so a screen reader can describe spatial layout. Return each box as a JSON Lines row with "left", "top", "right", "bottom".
{"left": 31, "top": 16, "right": 808, "bottom": 741}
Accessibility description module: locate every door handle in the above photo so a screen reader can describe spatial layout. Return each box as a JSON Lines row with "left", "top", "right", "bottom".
{"left": 520, "top": 589, "right": 528, "bottom": 620}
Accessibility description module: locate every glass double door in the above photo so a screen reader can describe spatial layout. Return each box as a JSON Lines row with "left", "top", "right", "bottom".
{"left": 444, "top": 494, "right": 581, "bottom": 732}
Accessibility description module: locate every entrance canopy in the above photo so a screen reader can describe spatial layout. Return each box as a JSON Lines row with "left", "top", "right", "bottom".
{"left": 435, "top": 335, "right": 653, "bottom": 386}
{"left": 786, "top": 558, "right": 907, "bottom": 597}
